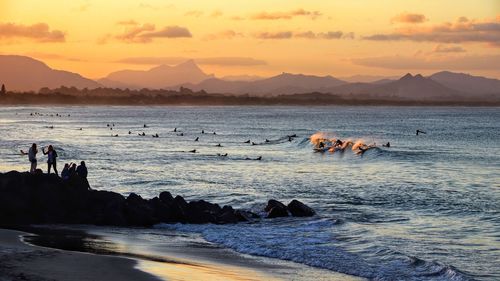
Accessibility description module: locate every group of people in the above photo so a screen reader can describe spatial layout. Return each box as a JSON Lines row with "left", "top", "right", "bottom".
{"left": 21, "top": 143, "right": 87, "bottom": 180}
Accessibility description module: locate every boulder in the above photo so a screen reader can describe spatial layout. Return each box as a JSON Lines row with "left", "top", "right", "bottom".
{"left": 287, "top": 200, "right": 315, "bottom": 217}
{"left": 265, "top": 199, "right": 288, "bottom": 218}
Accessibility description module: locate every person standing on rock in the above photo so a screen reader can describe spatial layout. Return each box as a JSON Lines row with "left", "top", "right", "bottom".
{"left": 76, "top": 161, "right": 87, "bottom": 179}
{"left": 20, "top": 143, "right": 38, "bottom": 173}
{"left": 42, "top": 145, "right": 58, "bottom": 176}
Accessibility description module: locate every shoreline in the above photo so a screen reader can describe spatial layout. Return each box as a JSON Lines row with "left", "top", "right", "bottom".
{"left": 1, "top": 225, "right": 364, "bottom": 281}
{"left": 0, "top": 228, "right": 160, "bottom": 281}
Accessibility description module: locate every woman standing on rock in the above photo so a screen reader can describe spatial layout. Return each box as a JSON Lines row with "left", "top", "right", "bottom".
{"left": 20, "top": 143, "right": 38, "bottom": 173}
{"left": 42, "top": 145, "right": 58, "bottom": 176}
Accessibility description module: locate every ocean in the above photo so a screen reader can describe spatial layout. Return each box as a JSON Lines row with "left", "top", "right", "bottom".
{"left": 1, "top": 105, "right": 499, "bottom": 280}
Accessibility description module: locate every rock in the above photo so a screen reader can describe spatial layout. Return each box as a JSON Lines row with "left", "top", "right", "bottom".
{"left": 0, "top": 171, "right": 317, "bottom": 227}
{"left": 287, "top": 200, "right": 315, "bottom": 217}
{"left": 267, "top": 206, "right": 289, "bottom": 218}
{"left": 265, "top": 199, "right": 287, "bottom": 212}
{"left": 265, "top": 199, "right": 288, "bottom": 218}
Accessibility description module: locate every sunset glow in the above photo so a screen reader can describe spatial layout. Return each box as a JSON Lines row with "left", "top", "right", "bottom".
{"left": 1, "top": 0, "right": 499, "bottom": 78}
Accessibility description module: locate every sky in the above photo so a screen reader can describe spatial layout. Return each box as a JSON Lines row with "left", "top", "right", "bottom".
{"left": 0, "top": 0, "right": 499, "bottom": 79}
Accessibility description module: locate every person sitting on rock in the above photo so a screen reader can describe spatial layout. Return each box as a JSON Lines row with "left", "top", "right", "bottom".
{"left": 76, "top": 161, "right": 88, "bottom": 179}
{"left": 68, "top": 163, "right": 77, "bottom": 177}
{"left": 20, "top": 143, "right": 38, "bottom": 173}
{"left": 61, "top": 163, "right": 70, "bottom": 180}
{"left": 42, "top": 145, "right": 58, "bottom": 175}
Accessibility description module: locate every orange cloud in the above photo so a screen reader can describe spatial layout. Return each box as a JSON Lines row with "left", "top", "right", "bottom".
{"left": 364, "top": 16, "right": 500, "bottom": 46}
{"left": 255, "top": 30, "right": 354, "bottom": 40}
{"left": 352, "top": 54, "right": 500, "bottom": 70}
{"left": 116, "top": 20, "right": 138, "bottom": 26}
{"left": 251, "top": 9, "right": 322, "bottom": 20}
{"left": 115, "top": 56, "right": 266, "bottom": 66}
{"left": 203, "top": 30, "right": 243, "bottom": 40}
{"left": 433, "top": 44, "right": 466, "bottom": 53}
{"left": 391, "top": 12, "right": 427, "bottom": 24}
{"left": 0, "top": 22, "right": 65, "bottom": 42}
{"left": 185, "top": 10, "right": 203, "bottom": 17}
{"left": 115, "top": 24, "right": 192, "bottom": 43}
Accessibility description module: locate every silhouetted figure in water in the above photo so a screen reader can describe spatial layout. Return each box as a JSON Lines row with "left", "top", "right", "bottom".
{"left": 189, "top": 149, "right": 196, "bottom": 153}
{"left": 213, "top": 132, "right": 216, "bottom": 135}
{"left": 383, "top": 142, "right": 391, "bottom": 147}
{"left": 244, "top": 140, "right": 250, "bottom": 143}
{"left": 416, "top": 129, "right": 426, "bottom": 136}
{"left": 256, "top": 156, "right": 262, "bottom": 160}
{"left": 194, "top": 137, "right": 199, "bottom": 141}
{"left": 202, "top": 130, "right": 205, "bottom": 134}
{"left": 265, "top": 139, "right": 270, "bottom": 143}
{"left": 21, "top": 143, "right": 38, "bottom": 173}
{"left": 110, "top": 127, "right": 113, "bottom": 130}
{"left": 173, "top": 128, "right": 177, "bottom": 132}
{"left": 288, "top": 136, "right": 293, "bottom": 142}
{"left": 217, "top": 153, "right": 228, "bottom": 157}
{"left": 252, "top": 142, "right": 256, "bottom": 145}
{"left": 177, "top": 133, "right": 184, "bottom": 136}
{"left": 78, "top": 128, "right": 82, "bottom": 130}
{"left": 112, "top": 134, "right": 118, "bottom": 137}
{"left": 42, "top": 145, "right": 58, "bottom": 175}
{"left": 152, "top": 133, "right": 159, "bottom": 138}
{"left": 288, "top": 134, "right": 297, "bottom": 138}
{"left": 128, "top": 131, "right": 132, "bottom": 134}
{"left": 144, "top": 124, "right": 148, "bottom": 128}
{"left": 107, "top": 124, "right": 110, "bottom": 127}
{"left": 216, "top": 143, "right": 222, "bottom": 147}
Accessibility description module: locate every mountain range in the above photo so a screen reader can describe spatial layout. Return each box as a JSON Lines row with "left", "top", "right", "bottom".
{"left": 0, "top": 55, "right": 499, "bottom": 100}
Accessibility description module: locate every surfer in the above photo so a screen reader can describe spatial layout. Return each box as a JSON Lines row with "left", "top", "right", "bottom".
{"left": 173, "top": 128, "right": 177, "bottom": 132}
{"left": 255, "top": 156, "right": 262, "bottom": 160}
{"left": 202, "top": 130, "right": 205, "bottom": 134}
{"left": 416, "top": 129, "right": 426, "bottom": 136}
{"left": 265, "top": 139, "right": 270, "bottom": 143}
{"left": 194, "top": 137, "right": 199, "bottom": 142}
{"left": 383, "top": 142, "right": 391, "bottom": 147}
{"left": 189, "top": 149, "right": 196, "bottom": 153}
{"left": 244, "top": 140, "right": 250, "bottom": 143}
{"left": 128, "top": 131, "right": 132, "bottom": 134}
{"left": 216, "top": 143, "right": 222, "bottom": 147}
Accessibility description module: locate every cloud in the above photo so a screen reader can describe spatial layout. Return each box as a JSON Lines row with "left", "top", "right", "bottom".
{"left": 254, "top": 31, "right": 293, "bottom": 39}
{"left": 351, "top": 54, "right": 500, "bottom": 70}
{"left": 251, "top": 9, "right": 322, "bottom": 20}
{"left": 364, "top": 16, "right": 500, "bottom": 46}
{"left": 203, "top": 30, "right": 243, "bottom": 40}
{"left": 117, "top": 20, "right": 138, "bottom": 26}
{"left": 114, "top": 24, "right": 192, "bottom": 43}
{"left": 210, "top": 10, "right": 223, "bottom": 18}
{"left": 115, "top": 56, "right": 267, "bottom": 66}
{"left": 185, "top": 10, "right": 203, "bottom": 17}
{"left": 255, "top": 30, "right": 354, "bottom": 40}
{"left": 433, "top": 44, "right": 466, "bottom": 53}
{"left": 230, "top": 16, "right": 245, "bottom": 21}
{"left": 0, "top": 22, "right": 65, "bottom": 42}
{"left": 391, "top": 13, "right": 427, "bottom": 24}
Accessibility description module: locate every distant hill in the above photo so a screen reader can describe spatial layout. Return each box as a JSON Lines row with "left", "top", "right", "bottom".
{"left": 339, "top": 74, "right": 399, "bottom": 83}
{"left": 172, "top": 72, "right": 347, "bottom": 95}
{"left": 355, "top": 73, "right": 462, "bottom": 99}
{"left": 429, "top": 71, "right": 500, "bottom": 96}
{"left": 0, "top": 55, "right": 101, "bottom": 92}
{"left": 221, "top": 75, "right": 264, "bottom": 81}
{"left": 101, "top": 60, "right": 214, "bottom": 89}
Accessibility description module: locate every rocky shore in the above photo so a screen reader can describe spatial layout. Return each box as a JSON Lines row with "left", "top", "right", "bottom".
{"left": 0, "top": 171, "right": 314, "bottom": 227}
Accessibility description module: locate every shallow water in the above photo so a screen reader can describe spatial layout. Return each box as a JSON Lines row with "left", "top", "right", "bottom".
{"left": 1, "top": 106, "right": 499, "bottom": 280}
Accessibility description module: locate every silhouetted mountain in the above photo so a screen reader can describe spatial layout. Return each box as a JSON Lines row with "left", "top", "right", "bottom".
{"left": 355, "top": 73, "right": 462, "bottom": 99}
{"left": 172, "top": 72, "right": 347, "bottom": 95}
{"left": 429, "top": 71, "right": 500, "bottom": 95}
{"left": 0, "top": 55, "right": 101, "bottom": 92}
{"left": 339, "top": 74, "right": 399, "bottom": 83}
{"left": 102, "top": 60, "right": 214, "bottom": 89}
{"left": 221, "top": 75, "right": 265, "bottom": 81}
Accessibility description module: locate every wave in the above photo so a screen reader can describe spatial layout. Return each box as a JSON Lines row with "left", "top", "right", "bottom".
{"left": 155, "top": 220, "right": 471, "bottom": 280}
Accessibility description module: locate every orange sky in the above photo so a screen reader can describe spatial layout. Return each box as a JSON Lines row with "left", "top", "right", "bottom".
{"left": 1, "top": 0, "right": 499, "bottom": 79}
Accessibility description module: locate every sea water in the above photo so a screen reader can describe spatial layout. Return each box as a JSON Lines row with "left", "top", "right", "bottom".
{"left": 1, "top": 106, "right": 499, "bottom": 280}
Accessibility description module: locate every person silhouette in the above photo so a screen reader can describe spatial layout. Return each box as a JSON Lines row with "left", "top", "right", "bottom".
{"left": 20, "top": 143, "right": 38, "bottom": 173}
{"left": 42, "top": 145, "right": 58, "bottom": 175}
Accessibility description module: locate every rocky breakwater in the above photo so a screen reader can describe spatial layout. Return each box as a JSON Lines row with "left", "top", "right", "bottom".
{"left": 0, "top": 171, "right": 315, "bottom": 227}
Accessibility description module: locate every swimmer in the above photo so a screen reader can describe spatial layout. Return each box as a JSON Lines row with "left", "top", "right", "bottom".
{"left": 194, "top": 137, "right": 199, "bottom": 142}
{"left": 173, "top": 128, "right": 177, "bottom": 132}
{"left": 202, "top": 130, "right": 205, "bottom": 134}
{"left": 189, "top": 149, "right": 196, "bottom": 153}
{"left": 216, "top": 143, "right": 222, "bottom": 147}
{"left": 177, "top": 133, "right": 184, "bottom": 136}
{"left": 265, "top": 139, "right": 270, "bottom": 143}
{"left": 128, "top": 131, "right": 132, "bottom": 134}
{"left": 255, "top": 156, "right": 262, "bottom": 161}
{"left": 416, "top": 129, "right": 426, "bottom": 136}
{"left": 244, "top": 140, "right": 250, "bottom": 143}
{"left": 383, "top": 142, "right": 391, "bottom": 147}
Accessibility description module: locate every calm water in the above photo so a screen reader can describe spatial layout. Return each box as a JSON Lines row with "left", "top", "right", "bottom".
{"left": 1, "top": 106, "right": 499, "bottom": 280}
